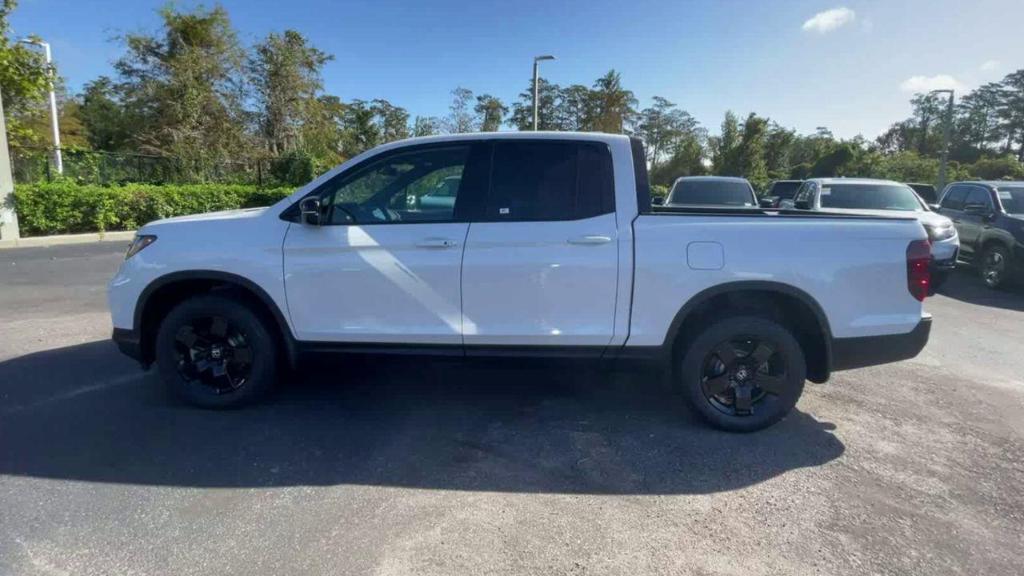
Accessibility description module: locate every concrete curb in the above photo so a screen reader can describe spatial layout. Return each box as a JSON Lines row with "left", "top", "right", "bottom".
{"left": 0, "top": 230, "right": 136, "bottom": 250}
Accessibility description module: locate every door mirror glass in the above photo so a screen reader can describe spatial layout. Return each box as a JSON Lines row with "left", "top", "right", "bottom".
{"left": 794, "top": 199, "right": 811, "bottom": 210}
{"left": 299, "top": 197, "right": 322, "bottom": 226}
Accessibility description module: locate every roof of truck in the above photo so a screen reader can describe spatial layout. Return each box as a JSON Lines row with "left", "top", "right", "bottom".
{"left": 806, "top": 177, "right": 906, "bottom": 186}
{"left": 672, "top": 176, "right": 751, "bottom": 183}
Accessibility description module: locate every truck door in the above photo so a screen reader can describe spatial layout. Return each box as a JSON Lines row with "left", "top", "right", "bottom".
{"left": 460, "top": 140, "right": 619, "bottom": 349}
{"left": 283, "top": 142, "right": 488, "bottom": 344}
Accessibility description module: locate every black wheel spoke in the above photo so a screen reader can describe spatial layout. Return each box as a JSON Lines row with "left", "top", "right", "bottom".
{"left": 750, "top": 342, "right": 774, "bottom": 365}
{"left": 712, "top": 343, "right": 737, "bottom": 366}
{"left": 734, "top": 386, "right": 753, "bottom": 414}
{"left": 232, "top": 347, "right": 253, "bottom": 364}
{"left": 704, "top": 374, "right": 732, "bottom": 396}
{"left": 176, "top": 326, "right": 200, "bottom": 348}
{"left": 755, "top": 374, "right": 786, "bottom": 395}
{"left": 210, "top": 317, "right": 229, "bottom": 338}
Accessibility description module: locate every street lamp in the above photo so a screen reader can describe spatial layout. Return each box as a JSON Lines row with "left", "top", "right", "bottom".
{"left": 532, "top": 55, "right": 555, "bottom": 131}
{"left": 19, "top": 38, "right": 62, "bottom": 175}
{"left": 930, "top": 89, "right": 954, "bottom": 193}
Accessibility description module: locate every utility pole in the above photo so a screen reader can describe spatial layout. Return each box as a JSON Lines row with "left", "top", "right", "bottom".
{"left": 930, "top": 89, "right": 954, "bottom": 193}
{"left": 0, "top": 89, "right": 20, "bottom": 242}
{"left": 532, "top": 55, "right": 555, "bottom": 131}
{"left": 19, "top": 38, "right": 62, "bottom": 175}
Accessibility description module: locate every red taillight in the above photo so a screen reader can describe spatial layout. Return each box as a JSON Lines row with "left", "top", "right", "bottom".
{"left": 907, "top": 239, "right": 931, "bottom": 301}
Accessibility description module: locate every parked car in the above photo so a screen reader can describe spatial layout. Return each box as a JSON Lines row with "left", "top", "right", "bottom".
{"left": 109, "top": 134, "right": 931, "bottom": 432}
{"left": 936, "top": 181, "right": 1024, "bottom": 289}
{"left": 665, "top": 176, "right": 757, "bottom": 208}
{"left": 791, "top": 178, "right": 959, "bottom": 288}
{"left": 906, "top": 183, "right": 938, "bottom": 205}
{"left": 761, "top": 179, "right": 803, "bottom": 208}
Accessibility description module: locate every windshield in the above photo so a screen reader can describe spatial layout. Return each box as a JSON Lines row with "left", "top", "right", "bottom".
{"left": 768, "top": 181, "right": 801, "bottom": 200}
{"left": 667, "top": 180, "right": 755, "bottom": 206}
{"left": 819, "top": 183, "right": 923, "bottom": 211}
{"left": 997, "top": 186, "right": 1024, "bottom": 215}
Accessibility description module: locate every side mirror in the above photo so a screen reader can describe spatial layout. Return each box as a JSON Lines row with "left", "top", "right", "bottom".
{"left": 928, "top": 203, "right": 941, "bottom": 211}
{"left": 299, "top": 197, "right": 322, "bottom": 226}
{"left": 793, "top": 199, "right": 810, "bottom": 210}
{"left": 759, "top": 198, "right": 776, "bottom": 208}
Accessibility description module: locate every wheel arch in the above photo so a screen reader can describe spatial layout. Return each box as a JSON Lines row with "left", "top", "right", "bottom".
{"left": 662, "top": 281, "right": 833, "bottom": 383}
{"left": 134, "top": 270, "right": 297, "bottom": 368}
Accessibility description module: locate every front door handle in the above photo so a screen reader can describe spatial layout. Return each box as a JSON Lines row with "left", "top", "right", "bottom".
{"left": 567, "top": 235, "right": 612, "bottom": 245}
{"left": 416, "top": 237, "right": 458, "bottom": 249}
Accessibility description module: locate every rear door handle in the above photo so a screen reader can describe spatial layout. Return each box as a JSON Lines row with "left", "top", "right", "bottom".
{"left": 416, "top": 237, "right": 458, "bottom": 249}
{"left": 567, "top": 235, "right": 612, "bottom": 245}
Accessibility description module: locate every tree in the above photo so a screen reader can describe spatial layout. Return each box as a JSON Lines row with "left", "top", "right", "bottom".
{"left": 412, "top": 116, "right": 441, "bottom": 137}
{"left": 474, "top": 94, "right": 506, "bottom": 132}
{"left": 78, "top": 77, "right": 133, "bottom": 151}
{"left": 589, "top": 70, "right": 636, "bottom": 134}
{"left": 0, "top": 0, "right": 55, "bottom": 147}
{"left": 509, "top": 77, "right": 561, "bottom": 131}
{"left": 637, "top": 97, "right": 696, "bottom": 170}
{"left": 339, "top": 99, "right": 380, "bottom": 156}
{"left": 445, "top": 87, "right": 475, "bottom": 133}
{"left": 371, "top": 98, "right": 410, "bottom": 142}
{"left": 113, "top": 5, "right": 251, "bottom": 172}
{"left": 734, "top": 113, "right": 769, "bottom": 190}
{"left": 557, "top": 84, "right": 596, "bottom": 131}
{"left": 249, "top": 30, "right": 332, "bottom": 155}
{"left": 764, "top": 122, "right": 796, "bottom": 179}
{"left": 713, "top": 111, "right": 740, "bottom": 175}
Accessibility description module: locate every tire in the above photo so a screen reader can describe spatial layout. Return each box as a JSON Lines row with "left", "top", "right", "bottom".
{"left": 155, "top": 294, "right": 278, "bottom": 408}
{"left": 980, "top": 244, "right": 1012, "bottom": 290}
{"left": 677, "top": 316, "right": 806, "bottom": 432}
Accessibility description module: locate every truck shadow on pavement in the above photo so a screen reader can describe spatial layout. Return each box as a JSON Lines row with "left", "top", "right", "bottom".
{"left": 0, "top": 340, "right": 844, "bottom": 495}
{"left": 936, "top": 268, "right": 1024, "bottom": 312}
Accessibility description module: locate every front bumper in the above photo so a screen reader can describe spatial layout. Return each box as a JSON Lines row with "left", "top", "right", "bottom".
{"left": 831, "top": 314, "right": 931, "bottom": 371}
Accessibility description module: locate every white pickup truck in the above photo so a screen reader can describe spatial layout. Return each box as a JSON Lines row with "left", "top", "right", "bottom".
{"left": 109, "top": 133, "right": 932, "bottom": 431}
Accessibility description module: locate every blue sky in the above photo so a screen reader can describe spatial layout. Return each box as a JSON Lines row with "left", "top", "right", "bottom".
{"left": 10, "top": 0, "right": 1023, "bottom": 138}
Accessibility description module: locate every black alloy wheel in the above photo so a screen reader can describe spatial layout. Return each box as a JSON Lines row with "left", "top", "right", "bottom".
{"left": 678, "top": 316, "right": 806, "bottom": 432}
{"left": 156, "top": 294, "right": 278, "bottom": 408}
{"left": 700, "top": 337, "right": 787, "bottom": 417}
{"left": 173, "top": 315, "right": 254, "bottom": 395}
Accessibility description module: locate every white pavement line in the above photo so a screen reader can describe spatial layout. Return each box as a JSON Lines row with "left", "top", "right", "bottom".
{"left": 1, "top": 372, "right": 146, "bottom": 415}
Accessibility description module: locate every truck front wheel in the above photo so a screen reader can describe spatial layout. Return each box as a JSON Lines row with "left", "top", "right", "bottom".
{"left": 677, "top": 316, "right": 806, "bottom": 432}
{"left": 155, "top": 294, "right": 279, "bottom": 408}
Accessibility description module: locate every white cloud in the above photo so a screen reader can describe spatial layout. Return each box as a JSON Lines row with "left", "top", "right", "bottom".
{"left": 899, "top": 74, "right": 965, "bottom": 93}
{"left": 802, "top": 7, "right": 856, "bottom": 34}
{"left": 980, "top": 60, "right": 1001, "bottom": 72}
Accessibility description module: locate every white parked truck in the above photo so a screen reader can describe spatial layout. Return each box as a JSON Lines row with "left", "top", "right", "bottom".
{"left": 109, "top": 133, "right": 932, "bottom": 431}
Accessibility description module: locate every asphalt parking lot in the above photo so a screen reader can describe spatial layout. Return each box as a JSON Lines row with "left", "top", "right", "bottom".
{"left": 1, "top": 241, "right": 1022, "bottom": 576}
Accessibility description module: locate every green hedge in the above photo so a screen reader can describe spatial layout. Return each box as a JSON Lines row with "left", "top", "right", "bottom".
{"left": 13, "top": 182, "right": 294, "bottom": 236}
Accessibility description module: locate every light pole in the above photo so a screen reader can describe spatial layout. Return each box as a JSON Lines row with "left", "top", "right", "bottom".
{"left": 532, "top": 55, "right": 555, "bottom": 131}
{"left": 19, "top": 38, "right": 62, "bottom": 175}
{"left": 930, "top": 89, "right": 954, "bottom": 193}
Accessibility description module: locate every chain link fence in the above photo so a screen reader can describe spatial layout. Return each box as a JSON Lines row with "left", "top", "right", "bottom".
{"left": 11, "top": 147, "right": 316, "bottom": 187}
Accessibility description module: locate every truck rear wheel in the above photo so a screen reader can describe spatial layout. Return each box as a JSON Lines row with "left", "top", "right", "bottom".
{"left": 155, "top": 294, "right": 278, "bottom": 408}
{"left": 677, "top": 316, "right": 806, "bottom": 432}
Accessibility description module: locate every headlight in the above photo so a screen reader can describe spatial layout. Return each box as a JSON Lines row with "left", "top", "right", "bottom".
{"left": 925, "top": 224, "right": 956, "bottom": 241}
{"left": 125, "top": 235, "right": 157, "bottom": 260}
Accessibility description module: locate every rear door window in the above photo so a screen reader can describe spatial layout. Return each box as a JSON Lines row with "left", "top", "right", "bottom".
{"left": 486, "top": 141, "right": 614, "bottom": 221}
{"left": 964, "top": 187, "right": 993, "bottom": 209}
